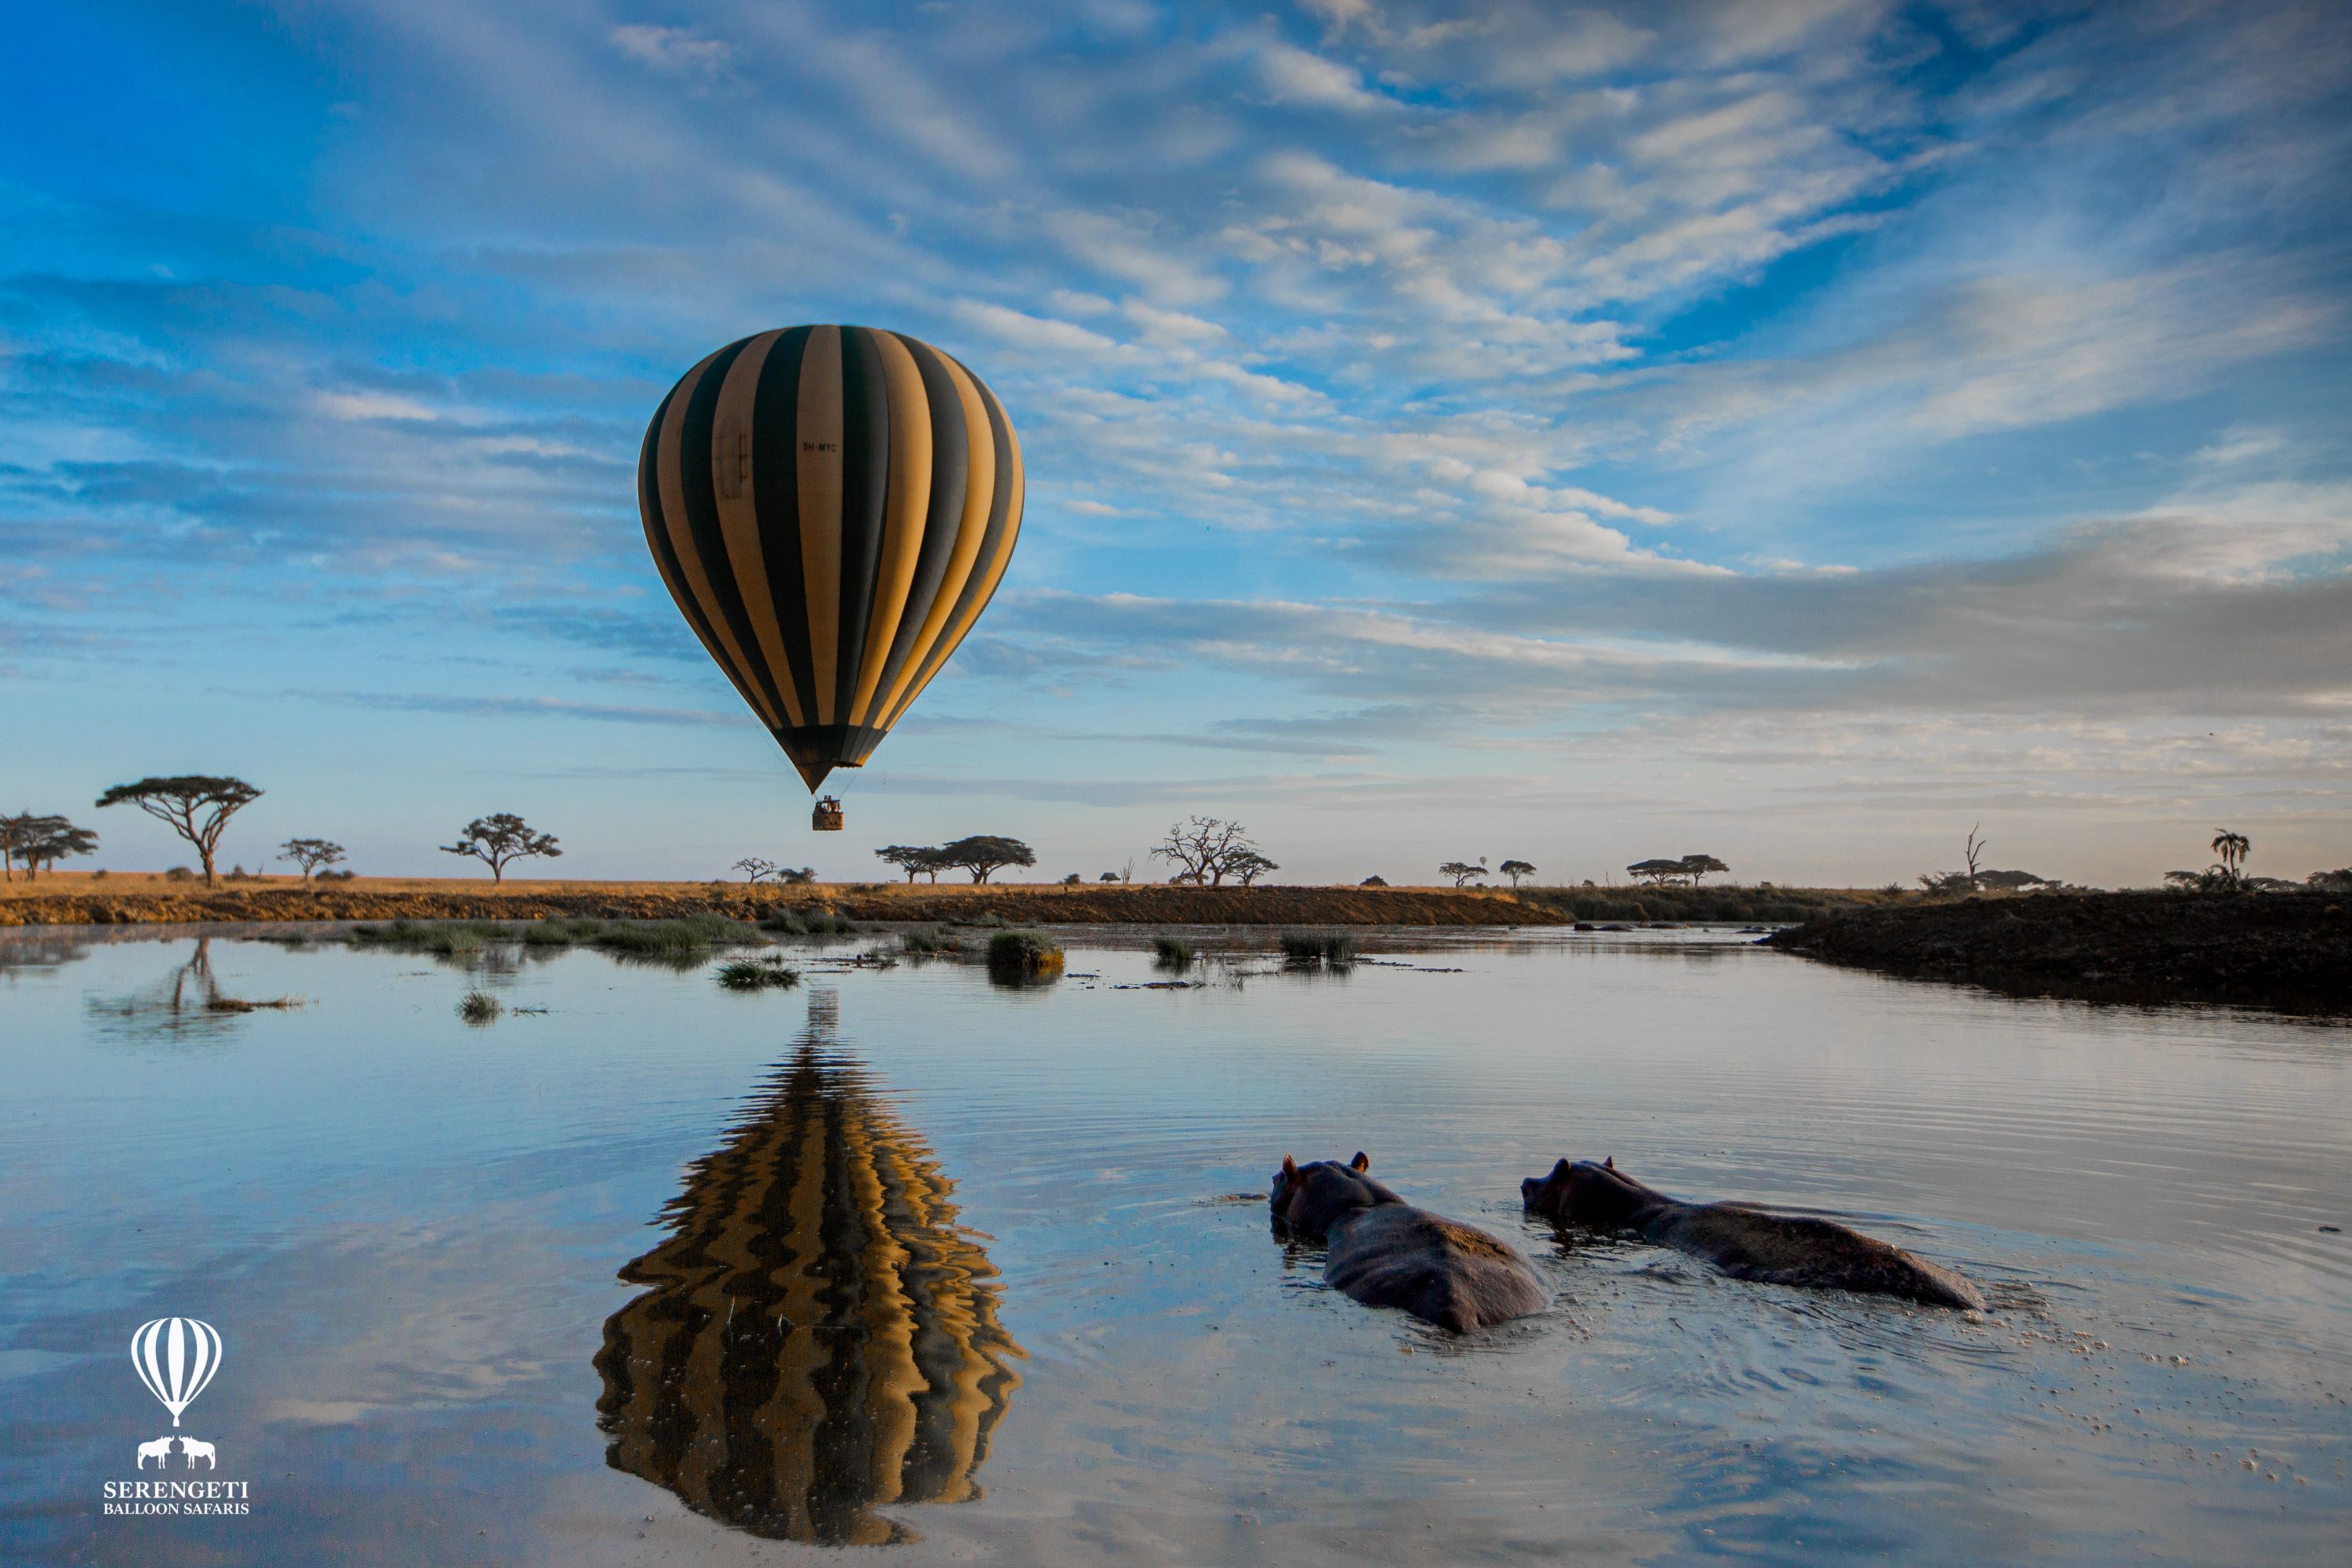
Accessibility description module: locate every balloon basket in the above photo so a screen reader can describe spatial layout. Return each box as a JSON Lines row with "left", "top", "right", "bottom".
{"left": 811, "top": 796, "right": 844, "bottom": 832}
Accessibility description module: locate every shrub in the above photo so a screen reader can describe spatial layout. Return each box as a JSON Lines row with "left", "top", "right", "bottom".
{"left": 1360, "top": 875, "right": 1388, "bottom": 887}
{"left": 717, "top": 956, "right": 801, "bottom": 991}
{"left": 458, "top": 991, "right": 502, "bottom": 1025}
{"left": 986, "top": 929, "right": 1063, "bottom": 981}
{"left": 164, "top": 866, "right": 195, "bottom": 883}
{"left": 316, "top": 868, "right": 356, "bottom": 882}
{"left": 90, "top": 868, "right": 109, "bottom": 880}
{"left": 1062, "top": 873, "right": 1083, "bottom": 885}
{"left": 1152, "top": 935, "right": 1196, "bottom": 970}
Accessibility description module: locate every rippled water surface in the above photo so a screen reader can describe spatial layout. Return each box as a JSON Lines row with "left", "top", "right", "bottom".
{"left": 3, "top": 927, "right": 2348, "bottom": 1565}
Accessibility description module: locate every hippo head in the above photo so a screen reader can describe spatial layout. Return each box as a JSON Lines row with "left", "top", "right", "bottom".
{"left": 1270, "top": 1152, "right": 1396, "bottom": 1237}
{"left": 1521, "top": 1156, "right": 1654, "bottom": 1228}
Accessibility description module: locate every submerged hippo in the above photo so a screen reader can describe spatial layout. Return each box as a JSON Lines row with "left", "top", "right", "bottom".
{"left": 1521, "top": 1157, "right": 1986, "bottom": 1312}
{"left": 1271, "top": 1152, "right": 1550, "bottom": 1332}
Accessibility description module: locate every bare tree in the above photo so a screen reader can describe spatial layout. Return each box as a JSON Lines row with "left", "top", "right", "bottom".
{"left": 440, "top": 814, "right": 561, "bottom": 883}
{"left": 1438, "top": 858, "right": 1487, "bottom": 887}
{"left": 1151, "top": 817, "right": 1265, "bottom": 887}
{"left": 734, "top": 857, "right": 780, "bottom": 884}
{"left": 279, "top": 838, "right": 346, "bottom": 880}
{"left": 1963, "top": 823, "right": 1987, "bottom": 887}
{"left": 2210, "top": 828, "right": 2250, "bottom": 885}
{"left": 938, "top": 835, "right": 1035, "bottom": 884}
{"left": 96, "top": 776, "right": 262, "bottom": 887}
{"left": 1498, "top": 858, "right": 1536, "bottom": 887}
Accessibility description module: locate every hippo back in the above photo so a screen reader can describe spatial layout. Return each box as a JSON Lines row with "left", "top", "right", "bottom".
{"left": 1325, "top": 1206, "right": 1551, "bottom": 1331}
{"left": 1655, "top": 1204, "right": 1987, "bottom": 1310}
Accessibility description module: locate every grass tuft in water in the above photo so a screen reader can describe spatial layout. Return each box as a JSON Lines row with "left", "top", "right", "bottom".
{"left": 1152, "top": 936, "right": 1196, "bottom": 970}
{"left": 1279, "top": 930, "right": 1356, "bottom": 967}
{"left": 759, "top": 909, "right": 860, "bottom": 936}
{"left": 351, "top": 919, "right": 508, "bottom": 956}
{"left": 716, "top": 956, "right": 801, "bottom": 992}
{"left": 457, "top": 990, "right": 502, "bottom": 1025}
{"left": 902, "top": 925, "right": 967, "bottom": 955}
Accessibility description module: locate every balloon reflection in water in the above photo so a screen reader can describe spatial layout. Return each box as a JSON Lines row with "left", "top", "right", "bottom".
{"left": 595, "top": 990, "right": 1024, "bottom": 1544}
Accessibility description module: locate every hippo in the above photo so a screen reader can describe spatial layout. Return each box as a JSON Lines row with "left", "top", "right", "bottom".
{"left": 1271, "top": 1152, "right": 1550, "bottom": 1331}
{"left": 1521, "top": 1157, "right": 1985, "bottom": 1311}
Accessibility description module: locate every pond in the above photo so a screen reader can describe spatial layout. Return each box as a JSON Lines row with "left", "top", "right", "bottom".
{"left": 2, "top": 926, "right": 2347, "bottom": 1564}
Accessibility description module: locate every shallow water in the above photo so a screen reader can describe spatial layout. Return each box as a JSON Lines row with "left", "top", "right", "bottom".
{"left": 2, "top": 927, "right": 2347, "bottom": 1565}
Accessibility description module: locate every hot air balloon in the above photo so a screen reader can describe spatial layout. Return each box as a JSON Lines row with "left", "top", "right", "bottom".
{"left": 637, "top": 325, "right": 1025, "bottom": 830}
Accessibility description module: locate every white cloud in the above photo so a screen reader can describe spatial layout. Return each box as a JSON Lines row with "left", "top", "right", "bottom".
{"left": 314, "top": 390, "right": 439, "bottom": 422}
{"left": 608, "top": 24, "right": 731, "bottom": 75}
{"left": 1255, "top": 41, "right": 1392, "bottom": 111}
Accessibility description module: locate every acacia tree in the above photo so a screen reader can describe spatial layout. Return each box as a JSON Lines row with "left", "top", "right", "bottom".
{"left": 1498, "top": 858, "right": 1536, "bottom": 887}
{"left": 1439, "top": 858, "right": 1487, "bottom": 887}
{"left": 279, "top": 838, "right": 346, "bottom": 880}
{"left": 939, "top": 835, "right": 1034, "bottom": 884}
{"left": 1226, "top": 849, "right": 1279, "bottom": 886}
{"left": 2, "top": 814, "right": 98, "bottom": 880}
{"left": 875, "top": 844, "right": 934, "bottom": 883}
{"left": 0, "top": 812, "right": 36, "bottom": 881}
{"left": 2210, "top": 829, "right": 2250, "bottom": 885}
{"left": 734, "top": 857, "right": 779, "bottom": 884}
{"left": 1677, "top": 854, "right": 1730, "bottom": 884}
{"left": 440, "top": 814, "right": 561, "bottom": 883}
{"left": 96, "top": 776, "right": 262, "bottom": 887}
{"left": 1151, "top": 817, "right": 1265, "bottom": 887}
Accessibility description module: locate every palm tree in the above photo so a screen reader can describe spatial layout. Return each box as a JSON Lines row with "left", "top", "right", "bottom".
{"left": 2210, "top": 829, "right": 2250, "bottom": 885}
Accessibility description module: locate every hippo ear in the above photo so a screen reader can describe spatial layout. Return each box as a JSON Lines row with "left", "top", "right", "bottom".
{"left": 1350, "top": 1151, "right": 1370, "bottom": 1172}
{"left": 1552, "top": 1158, "right": 1573, "bottom": 1178}
{"left": 1281, "top": 1154, "right": 1298, "bottom": 1180}
{"left": 1602, "top": 1156, "right": 1614, "bottom": 1171}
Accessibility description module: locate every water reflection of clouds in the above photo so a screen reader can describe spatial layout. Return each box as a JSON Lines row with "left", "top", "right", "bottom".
{"left": 596, "top": 987, "right": 1024, "bottom": 1544}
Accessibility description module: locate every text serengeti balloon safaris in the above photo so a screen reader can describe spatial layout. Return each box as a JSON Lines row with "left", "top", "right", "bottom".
{"left": 637, "top": 325, "right": 1024, "bottom": 805}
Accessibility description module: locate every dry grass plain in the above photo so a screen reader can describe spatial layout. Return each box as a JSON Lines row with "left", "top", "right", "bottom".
{"left": 0, "top": 873, "right": 1580, "bottom": 927}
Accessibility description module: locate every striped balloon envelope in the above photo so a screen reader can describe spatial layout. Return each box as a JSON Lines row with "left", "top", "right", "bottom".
{"left": 637, "top": 325, "right": 1024, "bottom": 794}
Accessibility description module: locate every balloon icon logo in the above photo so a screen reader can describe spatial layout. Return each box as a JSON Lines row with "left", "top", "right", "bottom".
{"left": 132, "top": 1317, "right": 222, "bottom": 1428}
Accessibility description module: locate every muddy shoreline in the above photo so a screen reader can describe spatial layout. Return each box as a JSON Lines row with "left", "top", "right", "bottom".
{"left": 1766, "top": 891, "right": 2352, "bottom": 1011}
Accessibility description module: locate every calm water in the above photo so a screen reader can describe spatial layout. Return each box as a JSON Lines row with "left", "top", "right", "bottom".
{"left": 2, "top": 926, "right": 2347, "bottom": 1565}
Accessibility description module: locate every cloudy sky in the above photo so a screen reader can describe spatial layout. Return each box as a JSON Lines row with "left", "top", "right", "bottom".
{"left": 4, "top": 0, "right": 2347, "bottom": 886}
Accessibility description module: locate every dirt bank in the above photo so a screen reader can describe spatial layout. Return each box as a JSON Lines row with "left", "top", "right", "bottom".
{"left": 0, "top": 877, "right": 1584, "bottom": 929}
{"left": 1766, "top": 891, "right": 2352, "bottom": 1009}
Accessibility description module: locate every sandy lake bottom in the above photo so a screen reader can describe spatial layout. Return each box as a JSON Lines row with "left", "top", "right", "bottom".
{"left": 2, "top": 926, "right": 2347, "bottom": 1565}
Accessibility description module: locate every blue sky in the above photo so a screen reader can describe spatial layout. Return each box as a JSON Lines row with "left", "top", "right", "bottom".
{"left": 4, "top": 0, "right": 2347, "bottom": 886}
